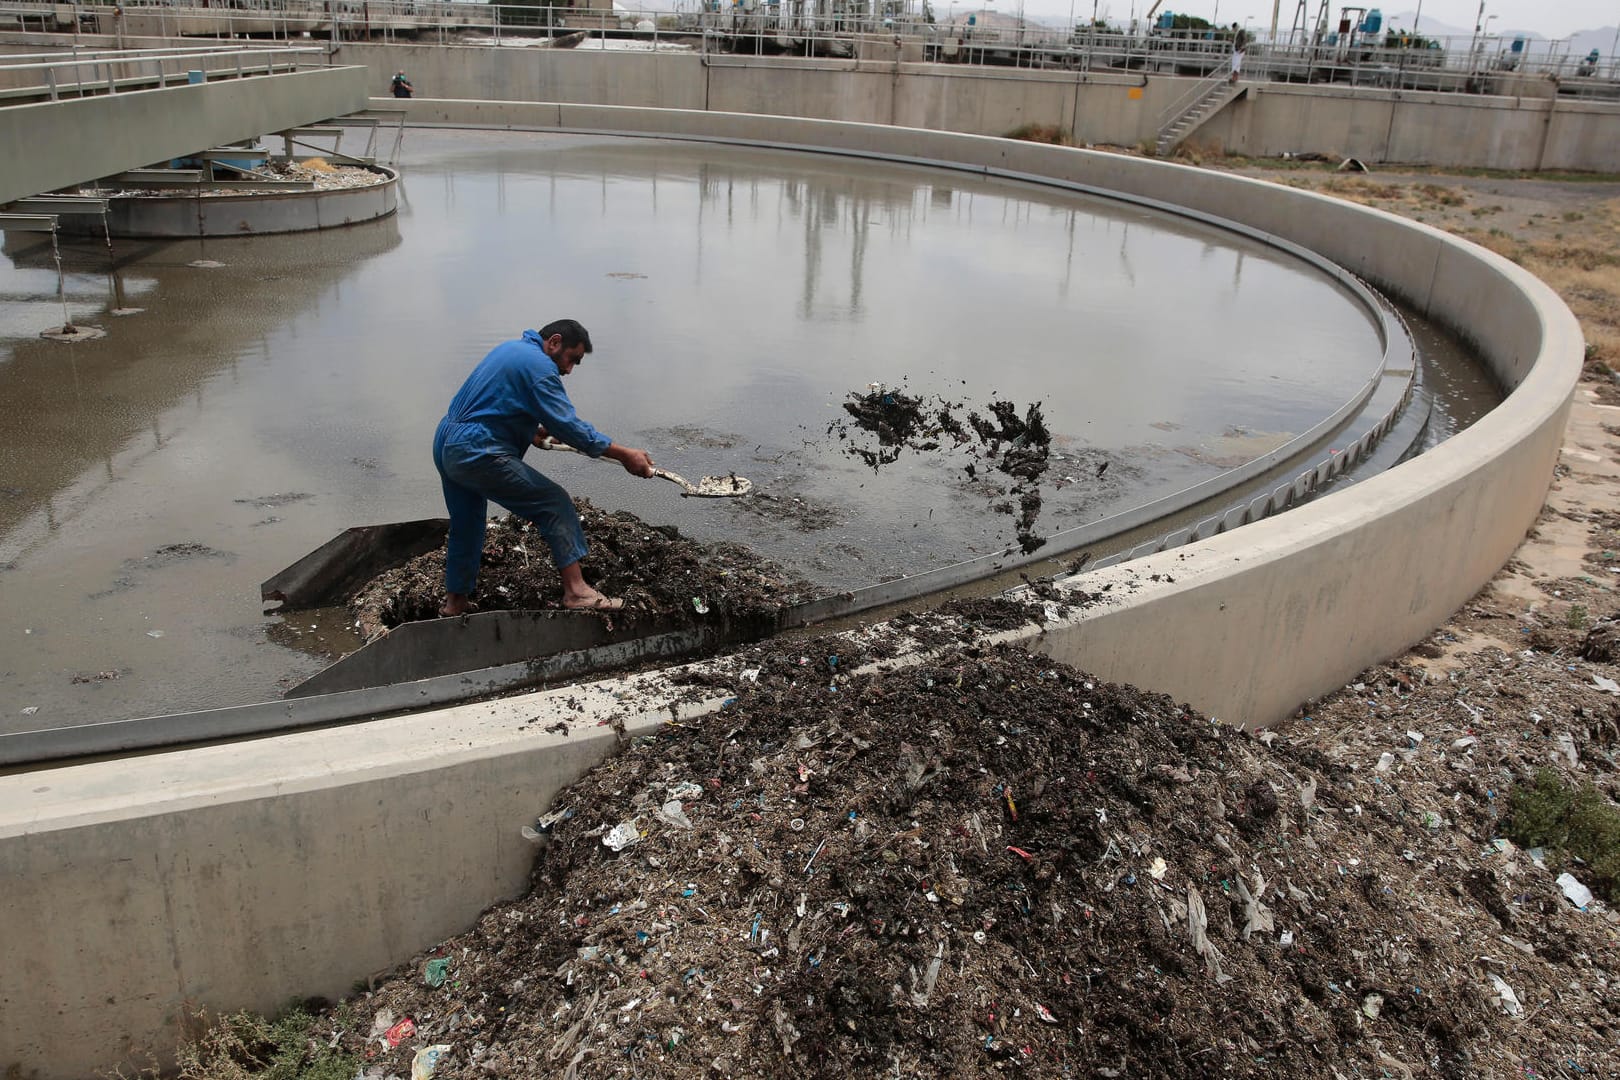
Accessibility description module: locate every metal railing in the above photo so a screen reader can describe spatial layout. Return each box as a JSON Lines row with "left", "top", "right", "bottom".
{"left": 0, "top": 43, "right": 324, "bottom": 100}
{"left": 1155, "top": 56, "right": 1233, "bottom": 132}
{"left": 2, "top": 1, "right": 1617, "bottom": 100}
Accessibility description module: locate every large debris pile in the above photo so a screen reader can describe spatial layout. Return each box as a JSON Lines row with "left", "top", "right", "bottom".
{"left": 296, "top": 636, "right": 1615, "bottom": 1080}
{"left": 348, "top": 503, "right": 818, "bottom": 638}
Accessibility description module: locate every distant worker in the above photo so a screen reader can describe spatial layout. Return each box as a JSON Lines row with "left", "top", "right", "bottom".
{"left": 1578, "top": 48, "right": 1600, "bottom": 77}
{"left": 390, "top": 70, "right": 414, "bottom": 98}
{"left": 1230, "top": 22, "right": 1249, "bottom": 84}
{"left": 433, "top": 319, "right": 655, "bottom": 616}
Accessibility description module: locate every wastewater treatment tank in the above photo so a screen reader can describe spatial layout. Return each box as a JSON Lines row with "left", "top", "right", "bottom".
{"left": 52, "top": 159, "right": 400, "bottom": 238}
{"left": 0, "top": 127, "right": 1500, "bottom": 744}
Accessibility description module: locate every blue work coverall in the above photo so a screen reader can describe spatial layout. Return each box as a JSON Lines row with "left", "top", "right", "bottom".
{"left": 433, "top": 330, "right": 613, "bottom": 596}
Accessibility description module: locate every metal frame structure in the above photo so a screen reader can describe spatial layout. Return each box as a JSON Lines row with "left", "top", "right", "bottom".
{"left": 2, "top": 0, "right": 1614, "bottom": 94}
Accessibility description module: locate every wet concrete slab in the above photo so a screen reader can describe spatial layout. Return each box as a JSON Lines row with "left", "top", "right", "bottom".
{"left": 0, "top": 129, "right": 1388, "bottom": 731}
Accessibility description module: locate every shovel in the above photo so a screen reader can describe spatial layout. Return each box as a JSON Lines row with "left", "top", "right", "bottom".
{"left": 536, "top": 437, "right": 753, "bottom": 498}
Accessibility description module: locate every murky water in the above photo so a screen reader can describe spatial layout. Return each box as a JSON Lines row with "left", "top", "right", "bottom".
{"left": 0, "top": 130, "right": 1395, "bottom": 729}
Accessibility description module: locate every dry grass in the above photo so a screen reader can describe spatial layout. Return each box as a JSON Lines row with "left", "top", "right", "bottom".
{"left": 1415, "top": 182, "right": 1466, "bottom": 206}
{"left": 1316, "top": 176, "right": 1407, "bottom": 201}
{"left": 1003, "top": 123, "right": 1073, "bottom": 146}
{"left": 1239, "top": 161, "right": 1620, "bottom": 392}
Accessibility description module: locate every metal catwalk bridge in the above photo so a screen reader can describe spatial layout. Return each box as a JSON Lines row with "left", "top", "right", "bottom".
{"left": 0, "top": 45, "right": 369, "bottom": 206}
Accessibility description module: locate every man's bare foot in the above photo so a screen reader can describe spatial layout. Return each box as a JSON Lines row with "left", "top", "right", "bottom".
{"left": 439, "top": 594, "right": 476, "bottom": 617}
{"left": 563, "top": 591, "right": 625, "bottom": 612}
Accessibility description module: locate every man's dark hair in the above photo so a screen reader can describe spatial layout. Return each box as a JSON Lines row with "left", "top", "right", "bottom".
{"left": 540, "top": 318, "right": 593, "bottom": 354}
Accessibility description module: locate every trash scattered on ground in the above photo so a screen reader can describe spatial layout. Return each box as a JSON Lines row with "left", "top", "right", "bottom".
{"left": 382, "top": 1017, "right": 415, "bottom": 1049}
{"left": 269, "top": 640, "right": 1616, "bottom": 1079}
{"left": 1558, "top": 872, "right": 1595, "bottom": 909}
{"left": 411, "top": 1043, "right": 452, "bottom": 1079}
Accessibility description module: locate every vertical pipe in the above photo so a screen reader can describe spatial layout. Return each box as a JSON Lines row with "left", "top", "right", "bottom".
{"left": 101, "top": 203, "right": 126, "bottom": 313}
{"left": 51, "top": 228, "right": 74, "bottom": 334}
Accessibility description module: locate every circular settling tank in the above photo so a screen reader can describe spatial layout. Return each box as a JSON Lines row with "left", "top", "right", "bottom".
{"left": 0, "top": 129, "right": 1403, "bottom": 729}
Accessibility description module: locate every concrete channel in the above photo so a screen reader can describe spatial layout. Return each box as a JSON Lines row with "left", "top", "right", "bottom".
{"left": 0, "top": 103, "right": 1583, "bottom": 1078}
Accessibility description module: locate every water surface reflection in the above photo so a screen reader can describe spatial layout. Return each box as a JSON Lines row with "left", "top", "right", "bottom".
{"left": 0, "top": 131, "right": 1383, "bottom": 728}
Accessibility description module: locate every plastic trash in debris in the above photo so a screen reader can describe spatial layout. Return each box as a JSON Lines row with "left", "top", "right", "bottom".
{"left": 1554, "top": 731, "right": 1580, "bottom": 766}
{"left": 692, "top": 597, "right": 710, "bottom": 615}
{"left": 384, "top": 1017, "right": 416, "bottom": 1048}
{"left": 1557, "top": 872, "right": 1594, "bottom": 909}
{"left": 604, "top": 821, "right": 642, "bottom": 851}
{"left": 522, "top": 806, "right": 576, "bottom": 844}
{"left": 668, "top": 781, "right": 703, "bottom": 800}
{"left": 146, "top": 629, "right": 165, "bottom": 638}
{"left": 369, "top": 1009, "right": 396, "bottom": 1042}
{"left": 20, "top": 706, "right": 38, "bottom": 716}
{"left": 1376, "top": 752, "right": 1395, "bottom": 772}
{"left": 740, "top": 668, "right": 760, "bottom": 682}
{"left": 536, "top": 806, "right": 574, "bottom": 830}
{"left": 1148, "top": 857, "right": 1168, "bottom": 880}
{"left": 1035, "top": 1003, "right": 1058, "bottom": 1023}
{"left": 1279, "top": 929, "right": 1295, "bottom": 947}
{"left": 1489, "top": 973, "right": 1523, "bottom": 1016}
{"left": 424, "top": 957, "right": 451, "bottom": 988}
{"left": 1361, "top": 992, "right": 1384, "bottom": 1020}
{"left": 1592, "top": 674, "right": 1620, "bottom": 694}
{"left": 1405, "top": 730, "right": 1424, "bottom": 747}
{"left": 411, "top": 1045, "right": 452, "bottom": 1080}
{"left": 1452, "top": 736, "right": 1478, "bottom": 750}
{"left": 659, "top": 800, "right": 694, "bottom": 829}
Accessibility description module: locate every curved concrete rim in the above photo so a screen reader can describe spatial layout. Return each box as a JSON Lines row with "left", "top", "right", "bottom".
{"left": 0, "top": 103, "right": 1582, "bottom": 1080}
{"left": 57, "top": 163, "right": 400, "bottom": 238}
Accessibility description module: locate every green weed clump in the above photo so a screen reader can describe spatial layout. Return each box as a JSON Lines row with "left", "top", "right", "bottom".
{"left": 176, "top": 1002, "right": 355, "bottom": 1080}
{"left": 1505, "top": 769, "right": 1620, "bottom": 904}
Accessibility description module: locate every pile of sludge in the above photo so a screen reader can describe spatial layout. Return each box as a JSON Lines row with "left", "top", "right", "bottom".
{"left": 215, "top": 638, "right": 1618, "bottom": 1080}
{"left": 348, "top": 504, "right": 817, "bottom": 638}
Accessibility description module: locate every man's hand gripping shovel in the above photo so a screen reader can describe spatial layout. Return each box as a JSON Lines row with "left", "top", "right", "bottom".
{"left": 536, "top": 437, "right": 753, "bottom": 498}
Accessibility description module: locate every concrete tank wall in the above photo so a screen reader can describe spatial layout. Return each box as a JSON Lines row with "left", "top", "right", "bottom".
{"left": 328, "top": 40, "right": 1620, "bottom": 169}
{"left": 0, "top": 104, "right": 1583, "bottom": 1080}
{"left": 1199, "top": 82, "right": 1614, "bottom": 172}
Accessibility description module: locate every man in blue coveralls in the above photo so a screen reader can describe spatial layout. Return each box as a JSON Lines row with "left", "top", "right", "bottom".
{"left": 433, "top": 319, "right": 654, "bottom": 616}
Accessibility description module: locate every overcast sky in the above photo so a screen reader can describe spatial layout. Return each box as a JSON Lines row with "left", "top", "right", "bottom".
{"left": 1000, "top": 2, "right": 1617, "bottom": 38}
